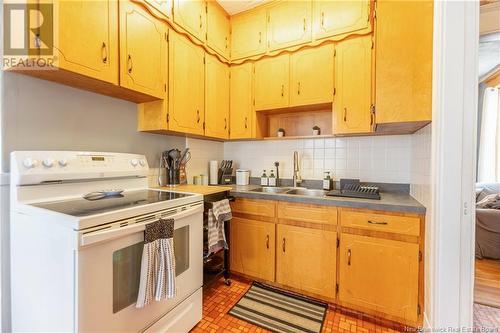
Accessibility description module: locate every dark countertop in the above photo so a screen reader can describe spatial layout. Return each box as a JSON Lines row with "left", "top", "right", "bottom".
{"left": 229, "top": 185, "right": 426, "bottom": 215}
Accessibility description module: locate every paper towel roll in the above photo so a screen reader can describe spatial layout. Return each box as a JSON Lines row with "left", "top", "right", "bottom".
{"left": 209, "top": 160, "right": 218, "bottom": 185}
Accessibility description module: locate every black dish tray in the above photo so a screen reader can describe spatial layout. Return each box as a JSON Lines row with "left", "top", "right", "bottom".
{"left": 326, "top": 189, "right": 381, "bottom": 200}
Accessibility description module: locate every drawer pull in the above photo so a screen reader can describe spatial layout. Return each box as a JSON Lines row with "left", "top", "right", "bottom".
{"left": 368, "top": 220, "right": 388, "bottom": 225}
{"left": 347, "top": 249, "right": 351, "bottom": 266}
{"left": 266, "top": 235, "right": 269, "bottom": 249}
{"left": 101, "top": 42, "right": 108, "bottom": 63}
{"left": 127, "top": 55, "right": 133, "bottom": 74}
{"left": 282, "top": 237, "right": 286, "bottom": 253}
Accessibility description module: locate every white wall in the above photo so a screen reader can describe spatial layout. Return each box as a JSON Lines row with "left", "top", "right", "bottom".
{"left": 185, "top": 137, "right": 224, "bottom": 184}
{"left": 1, "top": 73, "right": 185, "bottom": 172}
{"left": 224, "top": 135, "right": 412, "bottom": 183}
{"left": 409, "top": 124, "right": 432, "bottom": 324}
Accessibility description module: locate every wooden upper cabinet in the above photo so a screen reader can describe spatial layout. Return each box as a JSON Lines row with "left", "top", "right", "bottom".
{"left": 230, "top": 218, "right": 275, "bottom": 281}
{"left": 339, "top": 234, "right": 419, "bottom": 323}
{"left": 290, "top": 44, "right": 334, "bottom": 107}
{"left": 333, "top": 35, "right": 372, "bottom": 135}
{"left": 168, "top": 32, "right": 205, "bottom": 135}
{"left": 205, "top": 55, "right": 230, "bottom": 139}
{"left": 173, "top": 0, "right": 206, "bottom": 42}
{"left": 267, "top": 0, "right": 312, "bottom": 51}
{"left": 313, "top": 0, "right": 370, "bottom": 40}
{"left": 230, "top": 63, "right": 254, "bottom": 139}
{"left": 54, "top": 0, "right": 118, "bottom": 84}
{"left": 144, "top": 0, "right": 173, "bottom": 18}
{"left": 120, "top": 0, "right": 166, "bottom": 99}
{"left": 254, "top": 54, "right": 290, "bottom": 110}
{"left": 231, "top": 8, "right": 267, "bottom": 60}
{"left": 375, "top": 0, "right": 433, "bottom": 125}
{"left": 276, "top": 224, "right": 337, "bottom": 299}
{"left": 206, "top": 1, "right": 230, "bottom": 60}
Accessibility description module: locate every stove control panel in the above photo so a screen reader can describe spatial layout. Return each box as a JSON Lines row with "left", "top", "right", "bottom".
{"left": 11, "top": 151, "right": 149, "bottom": 185}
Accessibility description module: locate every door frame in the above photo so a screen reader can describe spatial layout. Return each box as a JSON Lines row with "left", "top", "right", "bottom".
{"left": 427, "top": 0, "right": 478, "bottom": 329}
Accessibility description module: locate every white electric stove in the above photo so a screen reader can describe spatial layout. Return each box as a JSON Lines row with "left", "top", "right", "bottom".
{"left": 10, "top": 151, "right": 203, "bottom": 333}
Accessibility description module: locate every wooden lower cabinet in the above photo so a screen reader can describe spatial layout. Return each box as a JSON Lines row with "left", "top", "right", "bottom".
{"left": 230, "top": 217, "right": 275, "bottom": 282}
{"left": 338, "top": 233, "right": 420, "bottom": 323}
{"left": 229, "top": 198, "right": 423, "bottom": 326}
{"left": 276, "top": 224, "right": 337, "bottom": 300}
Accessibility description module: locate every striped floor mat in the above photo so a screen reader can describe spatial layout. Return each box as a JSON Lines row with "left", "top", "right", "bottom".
{"left": 228, "top": 282, "right": 327, "bottom": 333}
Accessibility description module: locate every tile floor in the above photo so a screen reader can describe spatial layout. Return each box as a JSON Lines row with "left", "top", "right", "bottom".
{"left": 191, "top": 276, "right": 407, "bottom": 333}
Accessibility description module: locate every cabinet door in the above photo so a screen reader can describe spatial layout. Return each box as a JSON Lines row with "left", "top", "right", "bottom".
{"left": 254, "top": 54, "right": 290, "bottom": 110}
{"left": 230, "top": 9, "right": 267, "bottom": 60}
{"left": 230, "top": 63, "right": 254, "bottom": 139}
{"left": 205, "top": 55, "right": 229, "bottom": 139}
{"left": 230, "top": 218, "right": 275, "bottom": 281}
{"left": 375, "top": 0, "right": 433, "bottom": 124}
{"left": 207, "top": 1, "right": 230, "bottom": 59}
{"left": 168, "top": 32, "right": 205, "bottom": 135}
{"left": 290, "top": 44, "right": 334, "bottom": 107}
{"left": 313, "top": 0, "right": 370, "bottom": 40}
{"left": 333, "top": 35, "right": 372, "bottom": 134}
{"left": 276, "top": 224, "right": 337, "bottom": 299}
{"left": 339, "top": 234, "right": 419, "bottom": 322}
{"left": 120, "top": 1, "right": 166, "bottom": 99}
{"left": 173, "top": 0, "right": 206, "bottom": 42}
{"left": 55, "top": 0, "right": 118, "bottom": 84}
{"left": 267, "top": 0, "right": 312, "bottom": 51}
{"left": 144, "top": 0, "right": 172, "bottom": 18}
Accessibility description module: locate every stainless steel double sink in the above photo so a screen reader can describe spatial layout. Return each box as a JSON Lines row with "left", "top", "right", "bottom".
{"left": 249, "top": 187, "right": 327, "bottom": 197}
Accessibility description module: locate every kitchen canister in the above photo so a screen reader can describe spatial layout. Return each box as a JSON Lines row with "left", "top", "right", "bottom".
{"left": 236, "top": 169, "right": 250, "bottom": 185}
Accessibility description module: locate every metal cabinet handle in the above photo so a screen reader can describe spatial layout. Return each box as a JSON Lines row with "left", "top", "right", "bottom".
{"left": 370, "top": 112, "right": 374, "bottom": 126}
{"left": 266, "top": 235, "right": 269, "bottom": 249}
{"left": 199, "top": 14, "right": 202, "bottom": 29}
{"left": 347, "top": 249, "right": 351, "bottom": 266}
{"left": 281, "top": 84, "right": 284, "bottom": 97}
{"left": 244, "top": 117, "right": 248, "bottom": 129}
{"left": 282, "top": 238, "right": 286, "bottom": 253}
{"left": 225, "top": 36, "right": 228, "bottom": 49}
{"left": 259, "top": 31, "right": 262, "bottom": 44}
{"left": 343, "top": 107, "right": 347, "bottom": 122}
{"left": 197, "top": 110, "right": 200, "bottom": 123}
{"left": 127, "top": 55, "right": 133, "bottom": 74}
{"left": 297, "top": 82, "right": 301, "bottom": 95}
{"left": 368, "top": 220, "right": 388, "bottom": 225}
{"left": 224, "top": 118, "right": 227, "bottom": 129}
{"left": 321, "top": 12, "right": 325, "bottom": 27}
{"left": 101, "top": 42, "right": 108, "bottom": 63}
{"left": 303, "top": 18, "right": 306, "bottom": 31}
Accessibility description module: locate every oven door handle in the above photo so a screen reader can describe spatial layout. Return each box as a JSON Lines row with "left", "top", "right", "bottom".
{"left": 80, "top": 204, "right": 203, "bottom": 247}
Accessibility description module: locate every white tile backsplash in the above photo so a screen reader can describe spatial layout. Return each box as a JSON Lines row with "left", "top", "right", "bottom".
{"left": 224, "top": 135, "right": 413, "bottom": 183}
{"left": 410, "top": 124, "right": 432, "bottom": 206}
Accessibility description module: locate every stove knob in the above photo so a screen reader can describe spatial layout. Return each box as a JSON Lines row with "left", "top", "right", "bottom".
{"left": 58, "top": 159, "right": 68, "bottom": 167}
{"left": 130, "top": 159, "right": 139, "bottom": 167}
{"left": 23, "top": 158, "right": 37, "bottom": 169}
{"left": 139, "top": 159, "right": 146, "bottom": 167}
{"left": 42, "top": 158, "right": 54, "bottom": 168}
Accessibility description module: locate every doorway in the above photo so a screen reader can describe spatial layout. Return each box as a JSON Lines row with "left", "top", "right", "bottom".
{"left": 473, "top": 1, "right": 500, "bottom": 329}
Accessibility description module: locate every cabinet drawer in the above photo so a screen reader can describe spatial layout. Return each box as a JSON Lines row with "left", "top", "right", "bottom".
{"left": 340, "top": 210, "right": 420, "bottom": 236}
{"left": 231, "top": 199, "right": 276, "bottom": 218}
{"left": 278, "top": 202, "right": 337, "bottom": 225}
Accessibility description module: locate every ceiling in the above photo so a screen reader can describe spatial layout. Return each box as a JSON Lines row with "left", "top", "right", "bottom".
{"left": 216, "top": 0, "right": 272, "bottom": 15}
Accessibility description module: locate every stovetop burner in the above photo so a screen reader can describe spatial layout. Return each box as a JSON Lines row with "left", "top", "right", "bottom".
{"left": 31, "top": 189, "right": 192, "bottom": 217}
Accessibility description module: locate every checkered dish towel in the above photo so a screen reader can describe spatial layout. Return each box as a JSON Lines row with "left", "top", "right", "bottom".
{"left": 208, "top": 199, "right": 232, "bottom": 253}
{"left": 136, "top": 218, "right": 176, "bottom": 308}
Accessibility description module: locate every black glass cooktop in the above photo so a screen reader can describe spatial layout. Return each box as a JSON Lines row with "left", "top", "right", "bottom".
{"left": 31, "top": 190, "right": 191, "bottom": 217}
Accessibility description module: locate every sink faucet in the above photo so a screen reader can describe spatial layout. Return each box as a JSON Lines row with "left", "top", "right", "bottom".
{"left": 293, "top": 151, "right": 302, "bottom": 187}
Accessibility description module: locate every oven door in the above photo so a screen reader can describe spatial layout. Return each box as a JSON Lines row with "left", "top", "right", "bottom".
{"left": 77, "top": 203, "right": 203, "bottom": 332}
